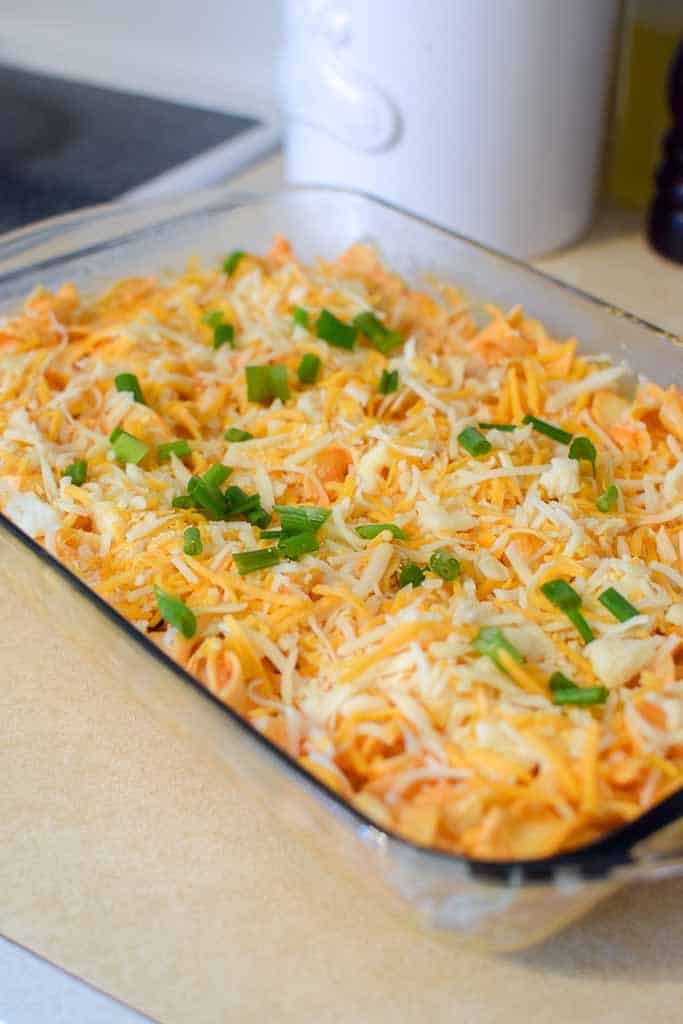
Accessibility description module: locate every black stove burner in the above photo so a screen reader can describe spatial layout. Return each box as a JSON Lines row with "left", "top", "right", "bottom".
{"left": 0, "top": 63, "right": 259, "bottom": 232}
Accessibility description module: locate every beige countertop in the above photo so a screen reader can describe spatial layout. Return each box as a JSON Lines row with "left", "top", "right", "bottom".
{"left": 1, "top": 163, "right": 682, "bottom": 1023}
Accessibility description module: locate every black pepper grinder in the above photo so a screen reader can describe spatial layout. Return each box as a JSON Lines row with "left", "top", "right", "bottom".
{"left": 647, "top": 40, "right": 683, "bottom": 263}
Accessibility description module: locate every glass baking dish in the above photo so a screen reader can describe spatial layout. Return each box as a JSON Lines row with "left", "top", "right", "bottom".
{"left": 1, "top": 186, "right": 682, "bottom": 952}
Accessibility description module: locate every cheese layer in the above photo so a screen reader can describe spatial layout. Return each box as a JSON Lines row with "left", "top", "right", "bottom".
{"left": 1, "top": 238, "right": 682, "bottom": 860}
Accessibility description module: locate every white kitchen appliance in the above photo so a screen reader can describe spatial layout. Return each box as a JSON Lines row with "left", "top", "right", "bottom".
{"left": 280, "top": 0, "right": 620, "bottom": 257}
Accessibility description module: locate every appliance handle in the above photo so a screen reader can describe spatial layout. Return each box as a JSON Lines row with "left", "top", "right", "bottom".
{"left": 279, "top": 4, "right": 400, "bottom": 152}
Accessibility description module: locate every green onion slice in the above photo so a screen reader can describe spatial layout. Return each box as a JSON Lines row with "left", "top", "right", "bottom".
{"left": 458, "top": 426, "right": 492, "bottom": 457}
{"left": 297, "top": 353, "right": 321, "bottom": 384}
{"left": 213, "top": 322, "right": 235, "bottom": 349}
{"left": 568, "top": 435, "right": 597, "bottom": 475}
{"left": 259, "top": 529, "right": 282, "bottom": 540}
{"left": 429, "top": 548, "right": 461, "bottom": 581}
{"left": 202, "top": 464, "right": 232, "bottom": 488}
{"left": 62, "top": 459, "right": 87, "bottom": 486}
{"left": 548, "top": 671, "right": 575, "bottom": 692}
{"left": 274, "top": 505, "right": 331, "bottom": 534}
{"left": 398, "top": 562, "right": 426, "bottom": 589}
{"left": 355, "top": 523, "right": 407, "bottom": 540}
{"left": 158, "top": 439, "right": 191, "bottom": 461}
{"left": 233, "top": 547, "right": 281, "bottom": 575}
{"left": 154, "top": 585, "right": 197, "bottom": 638}
{"left": 111, "top": 429, "right": 149, "bottom": 465}
{"left": 278, "top": 531, "right": 320, "bottom": 559}
{"left": 183, "top": 526, "right": 202, "bottom": 556}
{"left": 379, "top": 369, "right": 399, "bottom": 394}
{"left": 115, "top": 372, "right": 145, "bottom": 404}
{"left": 246, "top": 364, "right": 290, "bottom": 403}
{"left": 549, "top": 672, "right": 608, "bottom": 706}
{"left": 316, "top": 309, "right": 357, "bottom": 350}
{"left": 352, "top": 311, "right": 403, "bottom": 355}
{"left": 223, "top": 250, "right": 246, "bottom": 275}
{"left": 598, "top": 587, "right": 639, "bottom": 622}
{"left": 224, "top": 427, "right": 253, "bottom": 442}
{"left": 172, "top": 495, "right": 194, "bottom": 510}
{"left": 523, "top": 415, "right": 573, "bottom": 445}
{"left": 292, "top": 306, "right": 309, "bottom": 328}
{"left": 224, "top": 486, "right": 270, "bottom": 528}
{"left": 472, "top": 626, "right": 524, "bottom": 672}
{"left": 202, "top": 309, "right": 224, "bottom": 327}
{"left": 478, "top": 422, "right": 516, "bottom": 432}
{"left": 540, "top": 579, "right": 594, "bottom": 643}
{"left": 187, "top": 475, "right": 227, "bottom": 519}
{"left": 597, "top": 484, "right": 619, "bottom": 513}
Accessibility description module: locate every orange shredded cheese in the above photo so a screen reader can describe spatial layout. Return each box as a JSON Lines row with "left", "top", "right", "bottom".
{"left": 0, "top": 242, "right": 682, "bottom": 861}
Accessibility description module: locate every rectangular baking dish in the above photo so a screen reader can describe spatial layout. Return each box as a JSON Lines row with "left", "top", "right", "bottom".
{"left": 1, "top": 186, "right": 682, "bottom": 951}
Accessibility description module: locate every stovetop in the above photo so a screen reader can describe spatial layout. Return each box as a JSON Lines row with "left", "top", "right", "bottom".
{"left": 0, "top": 63, "right": 260, "bottom": 232}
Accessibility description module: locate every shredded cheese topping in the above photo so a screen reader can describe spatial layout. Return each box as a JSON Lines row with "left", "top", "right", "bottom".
{"left": 1, "top": 237, "right": 682, "bottom": 861}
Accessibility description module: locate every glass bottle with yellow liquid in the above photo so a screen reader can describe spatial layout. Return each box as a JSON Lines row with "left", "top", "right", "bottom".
{"left": 608, "top": 0, "right": 683, "bottom": 209}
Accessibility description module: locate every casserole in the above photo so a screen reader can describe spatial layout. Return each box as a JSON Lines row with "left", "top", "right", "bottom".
{"left": 1, "top": 186, "right": 682, "bottom": 949}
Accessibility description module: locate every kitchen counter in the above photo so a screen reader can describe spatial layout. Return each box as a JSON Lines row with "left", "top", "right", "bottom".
{"left": 1, "top": 157, "right": 682, "bottom": 1023}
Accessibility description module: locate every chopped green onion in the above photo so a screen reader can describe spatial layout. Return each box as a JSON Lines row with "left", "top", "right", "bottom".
{"left": 183, "top": 526, "right": 202, "bottom": 556}
{"left": 353, "top": 311, "right": 403, "bottom": 355}
{"left": 472, "top": 626, "right": 524, "bottom": 672}
{"left": 233, "top": 547, "right": 281, "bottom": 575}
{"left": 548, "top": 671, "right": 576, "bottom": 693}
{"left": 292, "top": 306, "right": 309, "bottom": 328}
{"left": 597, "top": 484, "right": 619, "bottom": 513}
{"left": 202, "top": 309, "right": 224, "bottom": 328}
{"left": 355, "top": 523, "right": 407, "bottom": 540}
{"left": 62, "top": 459, "right": 87, "bottom": 486}
{"left": 115, "top": 372, "right": 145, "bottom": 404}
{"left": 213, "top": 322, "right": 235, "bottom": 349}
{"left": 552, "top": 686, "right": 609, "bottom": 707}
{"left": 598, "top": 587, "right": 639, "bottom": 622}
{"left": 478, "top": 422, "right": 516, "bottom": 432}
{"left": 540, "top": 579, "right": 594, "bottom": 643}
{"left": 224, "top": 486, "right": 270, "bottom": 528}
{"left": 297, "top": 353, "right": 321, "bottom": 384}
{"left": 223, "top": 249, "right": 246, "bottom": 275}
{"left": 187, "top": 475, "right": 227, "bottom": 519}
{"left": 378, "top": 369, "right": 399, "bottom": 394}
{"left": 246, "top": 364, "right": 290, "bottom": 403}
{"left": 429, "top": 548, "right": 461, "bottom": 581}
{"left": 249, "top": 509, "right": 272, "bottom": 529}
{"left": 549, "top": 672, "right": 608, "bottom": 706}
{"left": 398, "top": 562, "right": 426, "bottom": 589}
{"left": 278, "top": 531, "right": 320, "bottom": 559}
{"left": 223, "top": 485, "right": 257, "bottom": 514}
{"left": 523, "top": 415, "right": 573, "bottom": 445}
{"left": 202, "top": 464, "right": 232, "bottom": 488}
{"left": 172, "top": 495, "right": 194, "bottom": 510}
{"left": 154, "top": 585, "right": 197, "bottom": 638}
{"left": 158, "top": 439, "right": 192, "bottom": 462}
{"left": 274, "top": 505, "right": 331, "bottom": 534}
{"left": 224, "top": 427, "right": 253, "bottom": 442}
{"left": 111, "top": 429, "right": 149, "bottom": 465}
{"left": 458, "top": 426, "right": 492, "bottom": 457}
{"left": 569, "top": 435, "right": 597, "bottom": 476}
{"left": 316, "top": 309, "right": 357, "bottom": 350}
{"left": 259, "top": 529, "right": 282, "bottom": 540}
